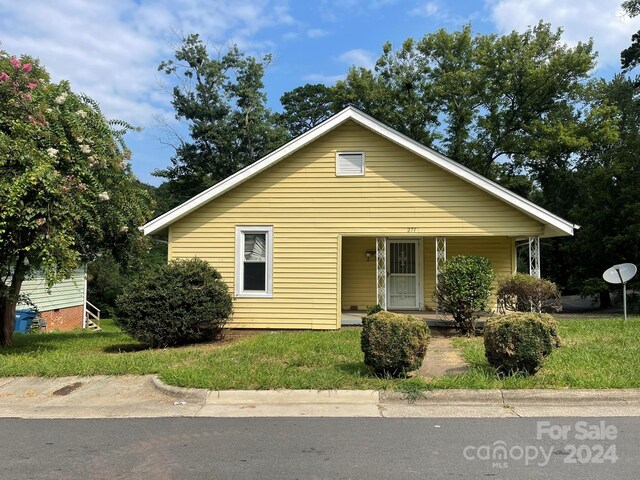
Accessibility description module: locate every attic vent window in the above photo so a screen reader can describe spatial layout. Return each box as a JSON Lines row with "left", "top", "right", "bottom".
{"left": 336, "top": 152, "right": 365, "bottom": 176}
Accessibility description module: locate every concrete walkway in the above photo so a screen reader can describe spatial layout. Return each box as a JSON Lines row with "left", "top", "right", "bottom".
{"left": 3, "top": 375, "right": 640, "bottom": 418}
{"left": 418, "top": 335, "right": 468, "bottom": 378}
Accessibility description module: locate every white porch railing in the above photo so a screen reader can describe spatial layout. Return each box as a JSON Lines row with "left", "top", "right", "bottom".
{"left": 85, "top": 300, "right": 101, "bottom": 329}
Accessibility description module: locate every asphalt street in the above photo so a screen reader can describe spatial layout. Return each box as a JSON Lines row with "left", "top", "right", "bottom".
{"left": 2, "top": 417, "right": 637, "bottom": 479}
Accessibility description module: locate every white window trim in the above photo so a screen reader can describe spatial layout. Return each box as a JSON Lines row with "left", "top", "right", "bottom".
{"left": 335, "top": 151, "right": 365, "bottom": 176}
{"left": 235, "top": 226, "right": 273, "bottom": 298}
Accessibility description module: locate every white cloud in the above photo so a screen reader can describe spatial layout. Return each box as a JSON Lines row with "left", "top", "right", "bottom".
{"left": 307, "top": 28, "right": 329, "bottom": 38}
{"left": 338, "top": 48, "right": 376, "bottom": 70}
{"left": 0, "top": 0, "right": 295, "bottom": 126}
{"left": 410, "top": 1, "right": 440, "bottom": 18}
{"left": 489, "top": 0, "right": 640, "bottom": 69}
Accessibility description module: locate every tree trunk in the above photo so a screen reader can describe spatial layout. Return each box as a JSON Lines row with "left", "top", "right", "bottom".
{"left": 599, "top": 289, "right": 613, "bottom": 309}
{"left": 0, "top": 255, "right": 26, "bottom": 348}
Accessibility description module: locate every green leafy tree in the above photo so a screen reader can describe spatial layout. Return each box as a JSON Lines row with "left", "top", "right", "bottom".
{"left": 0, "top": 51, "right": 153, "bottom": 346}
{"left": 335, "top": 39, "right": 440, "bottom": 147}
{"left": 155, "top": 34, "right": 288, "bottom": 209}
{"left": 279, "top": 83, "right": 335, "bottom": 136}
{"left": 550, "top": 75, "right": 640, "bottom": 304}
{"left": 342, "top": 24, "right": 602, "bottom": 178}
{"left": 622, "top": 0, "right": 640, "bottom": 71}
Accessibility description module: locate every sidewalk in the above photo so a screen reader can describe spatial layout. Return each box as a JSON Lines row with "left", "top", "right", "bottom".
{"left": 2, "top": 375, "right": 640, "bottom": 418}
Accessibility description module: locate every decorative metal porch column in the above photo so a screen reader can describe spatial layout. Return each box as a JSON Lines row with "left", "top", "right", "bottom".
{"left": 528, "top": 236, "right": 541, "bottom": 279}
{"left": 435, "top": 237, "right": 447, "bottom": 315}
{"left": 376, "top": 237, "right": 387, "bottom": 310}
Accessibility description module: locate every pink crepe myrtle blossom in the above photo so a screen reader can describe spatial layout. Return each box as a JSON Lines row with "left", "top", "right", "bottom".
{"left": 9, "top": 56, "right": 21, "bottom": 69}
{"left": 22, "top": 63, "right": 32, "bottom": 73}
{"left": 26, "top": 83, "right": 36, "bottom": 90}
{"left": 0, "top": 72, "right": 9, "bottom": 82}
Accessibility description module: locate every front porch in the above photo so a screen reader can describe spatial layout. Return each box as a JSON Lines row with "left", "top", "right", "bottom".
{"left": 342, "top": 310, "right": 444, "bottom": 327}
{"left": 340, "top": 235, "right": 542, "bottom": 325}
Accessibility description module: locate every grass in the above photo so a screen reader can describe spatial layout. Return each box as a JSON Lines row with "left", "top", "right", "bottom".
{"left": 0, "top": 320, "right": 408, "bottom": 390}
{"left": 1, "top": 316, "right": 639, "bottom": 390}
{"left": 425, "top": 316, "right": 640, "bottom": 389}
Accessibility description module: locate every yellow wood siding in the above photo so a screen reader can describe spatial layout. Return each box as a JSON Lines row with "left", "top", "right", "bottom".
{"left": 424, "top": 236, "right": 514, "bottom": 310}
{"left": 341, "top": 237, "right": 376, "bottom": 310}
{"left": 170, "top": 121, "right": 542, "bottom": 328}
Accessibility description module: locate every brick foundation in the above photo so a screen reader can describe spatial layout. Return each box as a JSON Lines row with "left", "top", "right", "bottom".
{"left": 39, "top": 305, "right": 84, "bottom": 332}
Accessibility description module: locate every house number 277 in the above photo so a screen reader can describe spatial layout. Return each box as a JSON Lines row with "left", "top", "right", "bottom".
{"left": 407, "top": 227, "right": 418, "bottom": 233}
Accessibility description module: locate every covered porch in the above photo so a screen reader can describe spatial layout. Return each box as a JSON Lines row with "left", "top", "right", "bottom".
{"left": 340, "top": 235, "right": 542, "bottom": 327}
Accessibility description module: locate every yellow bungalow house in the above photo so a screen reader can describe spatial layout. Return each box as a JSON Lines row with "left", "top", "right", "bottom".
{"left": 142, "top": 107, "right": 576, "bottom": 330}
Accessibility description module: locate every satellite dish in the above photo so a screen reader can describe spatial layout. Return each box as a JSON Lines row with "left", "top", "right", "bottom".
{"left": 602, "top": 263, "right": 637, "bottom": 321}
{"left": 603, "top": 263, "right": 637, "bottom": 285}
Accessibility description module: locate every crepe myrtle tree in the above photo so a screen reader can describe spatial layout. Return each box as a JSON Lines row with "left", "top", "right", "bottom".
{"left": 0, "top": 51, "right": 153, "bottom": 347}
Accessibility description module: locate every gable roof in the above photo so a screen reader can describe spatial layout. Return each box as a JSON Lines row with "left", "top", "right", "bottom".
{"left": 142, "top": 107, "right": 577, "bottom": 237}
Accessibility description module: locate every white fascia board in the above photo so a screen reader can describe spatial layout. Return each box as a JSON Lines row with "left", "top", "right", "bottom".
{"left": 347, "top": 110, "right": 576, "bottom": 236}
{"left": 142, "top": 108, "right": 355, "bottom": 235}
{"left": 142, "top": 106, "right": 576, "bottom": 237}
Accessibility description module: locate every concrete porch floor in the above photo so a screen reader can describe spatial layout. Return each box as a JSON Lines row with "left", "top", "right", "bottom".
{"left": 342, "top": 310, "right": 454, "bottom": 327}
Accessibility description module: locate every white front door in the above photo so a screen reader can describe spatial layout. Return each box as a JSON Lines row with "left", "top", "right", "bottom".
{"left": 387, "top": 239, "right": 421, "bottom": 310}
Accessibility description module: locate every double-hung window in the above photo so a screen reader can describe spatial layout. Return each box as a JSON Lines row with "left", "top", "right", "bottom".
{"left": 235, "top": 226, "right": 273, "bottom": 297}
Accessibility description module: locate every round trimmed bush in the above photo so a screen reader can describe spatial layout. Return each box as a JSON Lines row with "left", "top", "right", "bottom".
{"left": 115, "top": 258, "right": 232, "bottom": 348}
{"left": 483, "top": 313, "right": 555, "bottom": 375}
{"left": 361, "top": 311, "right": 430, "bottom": 377}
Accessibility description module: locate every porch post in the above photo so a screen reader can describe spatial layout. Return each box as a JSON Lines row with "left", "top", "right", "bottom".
{"left": 528, "top": 236, "right": 541, "bottom": 278}
{"left": 435, "top": 237, "right": 447, "bottom": 282}
{"left": 376, "top": 237, "right": 387, "bottom": 310}
{"left": 435, "top": 237, "right": 447, "bottom": 314}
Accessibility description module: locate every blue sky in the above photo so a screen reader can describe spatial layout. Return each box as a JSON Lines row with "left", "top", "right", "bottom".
{"left": 1, "top": 0, "right": 638, "bottom": 185}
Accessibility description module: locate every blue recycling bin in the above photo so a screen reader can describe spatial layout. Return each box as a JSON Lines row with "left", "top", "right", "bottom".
{"left": 14, "top": 309, "right": 36, "bottom": 334}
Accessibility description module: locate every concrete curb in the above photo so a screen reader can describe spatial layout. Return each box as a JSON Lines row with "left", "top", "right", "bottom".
{"left": 150, "top": 376, "right": 209, "bottom": 404}
{"left": 146, "top": 377, "right": 640, "bottom": 408}
{"left": 381, "top": 388, "right": 640, "bottom": 406}
{"left": 381, "top": 389, "right": 503, "bottom": 405}
{"left": 206, "top": 389, "right": 380, "bottom": 405}
{"left": 501, "top": 389, "right": 640, "bottom": 405}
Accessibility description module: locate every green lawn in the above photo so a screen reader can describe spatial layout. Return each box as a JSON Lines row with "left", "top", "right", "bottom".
{"left": 1, "top": 317, "right": 639, "bottom": 390}
{"left": 427, "top": 316, "right": 640, "bottom": 389}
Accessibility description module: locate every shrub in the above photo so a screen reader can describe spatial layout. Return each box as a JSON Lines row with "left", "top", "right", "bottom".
{"left": 115, "top": 258, "right": 232, "bottom": 348}
{"left": 483, "top": 313, "right": 555, "bottom": 375}
{"left": 497, "top": 274, "right": 561, "bottom": 314}
{"left": 434, "top": 255, "right": 495, "bottom": 334}
{"left": 361, "top": 311, "right": 430, "bottom": 377}
{"left": 366, "top": 304, "right": 383, "bottom": 316}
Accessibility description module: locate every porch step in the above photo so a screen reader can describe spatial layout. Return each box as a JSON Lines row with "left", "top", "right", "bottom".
{"left": 86, "top": 319, "right": 102, "bottom": 331}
